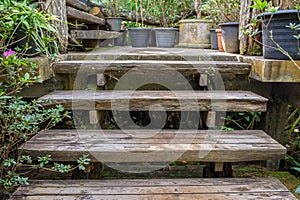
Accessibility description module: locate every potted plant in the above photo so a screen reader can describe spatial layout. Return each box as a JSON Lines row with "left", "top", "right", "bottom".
{"left": 244, "top": 0, "right": 300, "bottom": 61}
{"left": 201, "top": 0, "right": 240, "bottom": 53}
{"left": 258, "top": 9, "right": 300, "bottom": 60}
{"left": 178, "top": 0, "right": 213, "bottom": 48}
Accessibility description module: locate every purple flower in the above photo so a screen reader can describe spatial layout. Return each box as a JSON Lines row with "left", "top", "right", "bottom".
{"left": 3, "top": 49, "right": 16, "bottom": 58}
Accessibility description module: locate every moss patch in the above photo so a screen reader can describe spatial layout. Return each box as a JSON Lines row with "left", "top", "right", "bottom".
{"left": 234, "top": 164, "right": 300, "bottom": 199}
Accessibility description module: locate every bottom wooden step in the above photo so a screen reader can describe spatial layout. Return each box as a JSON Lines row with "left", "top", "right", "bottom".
{"left": 10, "top": 178, "right": 296, "bottom": 200}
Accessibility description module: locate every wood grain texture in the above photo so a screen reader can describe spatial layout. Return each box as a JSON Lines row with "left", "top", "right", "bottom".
{"left": 66, "top": 6, "right": 105, "bottom": 25}
{"left": 38, "top": 90, "right": 268, "bottom": 112}
{"left": 70, "top": 30, "right": 121, "bottom": 39}
{"left": 66, "top": 0, "right": 90, "bottom": 12}
{"left": 10, "top": 178, "right": 297, "bottom": 200}
{"left": 54, "top": 60, "right": 251, "bottom": 75}
{"left": 21, "top": 129, "right": 286, "bottom": 162}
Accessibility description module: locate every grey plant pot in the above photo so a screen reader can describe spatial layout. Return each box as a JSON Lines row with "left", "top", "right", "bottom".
{"left": 106, "top": 17, "right": 122, "bottom": 32}
{"left": 128, "top": 28, "right": 151, "bottom": 48}
{"left": 154, "top": 28, "right": 178, "bottom": 48}
{"left": 219, "top": 22, "right": 239, "bottom": 53}
{"left": 114, "top": 30, "right": 127, "bottom": 46}
{"left": 209, "top": 28, "right": 218, "bottom": 50}
{"left": 258, "top": 10, "right": 300, "bottom": 60}
{"left": 148, "top": 29, "right": 157, "bottom": 47}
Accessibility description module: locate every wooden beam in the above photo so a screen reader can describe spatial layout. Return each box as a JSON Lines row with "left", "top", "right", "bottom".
{"left": 214, "top": 162, "right": 224, "bottom": 172}
{"left": 89, "top": 6, "right": 105, "bottom": 18}
{"left": 66, "top": 0, "right": 90, "bottom": 12}
{"left": 71, "top": 30, "right": 121, "bottom": 39}
{"left": 39, "top": 90, "right": 268, "bottom": 112}
{"left": 66, "top": 6, "right": 105, "bottom": 25}
{"left": 97, "top": 74, "right": 106, "bottom": 86}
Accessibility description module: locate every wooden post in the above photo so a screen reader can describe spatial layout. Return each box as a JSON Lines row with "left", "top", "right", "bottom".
{"left": 43, "top": 0, "right": 68, "bottom": 53}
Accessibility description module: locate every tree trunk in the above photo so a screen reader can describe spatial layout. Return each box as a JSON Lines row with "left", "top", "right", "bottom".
{"left": 43, "top": 0, "right": 68, "bottom": 53}
{"left": 272, "top": 0, "right": 297, "bottom": 9}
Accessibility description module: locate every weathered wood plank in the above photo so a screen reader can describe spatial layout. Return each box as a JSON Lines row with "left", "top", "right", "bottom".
{"left": 54, "top": 60, "right": 251, "bottom": 75}
{"left": 66, "top": 6, "right": 105, "bottom": 25}
{"left": 38, "top": 90, "right": 268, "bottom": 112}
{"left": 66, "top": 0, "right": 90, "bottom": 12}
{"left": 10, "top": 178, "right": 297, "bottom": 200}
{"left": 70, "top": 30, "right": 121, "bottom": 39}
{"left": 21, "top": 129, "right": 286, "bottom": 162}
{"left": 238, "top": 55, "right": 300, "bottom": 82}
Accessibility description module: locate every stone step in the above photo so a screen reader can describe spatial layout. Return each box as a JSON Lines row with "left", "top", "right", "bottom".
{"left": 39, "top": 90, "right": 268, "bottom": 112}
{"left": 58, "top": 47, "right": 239, "bottom": 61}
{"left": 10, "top": 178, "right": 297, "bottom": 199}
{"left": 21, "top": 129, "right": 286, "bottom": 163}
{"left": 54, "top": 60, "right": 251, "bottom": 75}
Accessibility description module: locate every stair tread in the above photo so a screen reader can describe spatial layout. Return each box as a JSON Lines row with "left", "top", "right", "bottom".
{"left": 59, "top": 47, "right": 239, "bottom": 61}
{"left": 54, "top": 60, "right": 251, "bottom": 74}
{"left": 10, "top": 178, "right": 297, "bottom": 199}
{"left": 39, "top": 90, "right": 268, "bottom": 112}
{"left": 22, "top": 129, "right": 286, "bottom": 162}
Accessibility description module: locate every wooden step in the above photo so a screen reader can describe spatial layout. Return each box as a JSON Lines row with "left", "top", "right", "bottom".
{"left": 21, "top": 129, "right": 285, "bottom": 162}
{"left": 39, "top": 90, "right": 268, "bottom": 112}
{"left": 70, "top": 30, "right": 122, "bottom": 40}
{"left": 54, "top": 60, "right": 251, "bottom": 75}
{"left": 10, "top": 178, "right": 297, "bottom": 200}
{"left": 59, "top": 48, "right": 239, "bottom": 61}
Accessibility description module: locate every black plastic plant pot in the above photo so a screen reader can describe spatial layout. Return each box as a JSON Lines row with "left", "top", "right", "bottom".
{"left": 106, "top": 17, "right": 122, "bottom": 32}
{"left": 154, "top": 28, "right": 179, "bottom": 48}
{"left": 128, "top": 28, "right": 151, "bottom": 48}
{"left": 209, "top": 28, "right": 218, "bottom": 50}
{"left": 258, "top": 10, "right": 300, "bottom": 60}
{"left": 219, "top": 22, "right": 239, "bottom": 53}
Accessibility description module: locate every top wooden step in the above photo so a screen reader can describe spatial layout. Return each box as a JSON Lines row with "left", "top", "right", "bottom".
{"left": 59, "top": 48, "right": 239, "bottom": 61}
{"left": 39, "top": 90, "right": 268, "bottom": 112}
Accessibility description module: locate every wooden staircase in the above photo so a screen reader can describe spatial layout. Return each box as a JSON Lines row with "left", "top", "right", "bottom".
{"left": 10, "top": 48, "right": 296, "bottom": 199}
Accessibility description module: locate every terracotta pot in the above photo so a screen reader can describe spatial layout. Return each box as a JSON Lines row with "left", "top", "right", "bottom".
{"left": 215, "top": 29, "right": 224, "bottom": 52}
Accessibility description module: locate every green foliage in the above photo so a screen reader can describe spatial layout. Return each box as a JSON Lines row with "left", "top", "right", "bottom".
{"left": 283, "top": 107, "right": 300, "bottom": 194}
{"left": 0, "top": 0, "right": 60, "bottom": 57}
{"left": 222, "top": 112, "right": 261, "bottom": 130}
{"left": 201, "top": 0, "right": 240, "bottom": 25}
{"left": 99, "top": 0, "right": 194, "bottom": 27}
{"left": 0, "top": 2, "right": 85, "bottom": 198}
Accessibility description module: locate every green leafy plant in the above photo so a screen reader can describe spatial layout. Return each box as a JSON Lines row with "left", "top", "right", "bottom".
{"left": 201, "top": 0, "right": 240, "bottom": 25}
{"left": 0, "top": 2, "right": 88, "bottom": 198}
{"left": 221, "top": 112, "right": 261, "bottom": 130}
{"left": 0, "top": 0, "right": 61, "bottom": 57}
{"left": 0, "top": 49, "right": 91, "bottom": 199}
